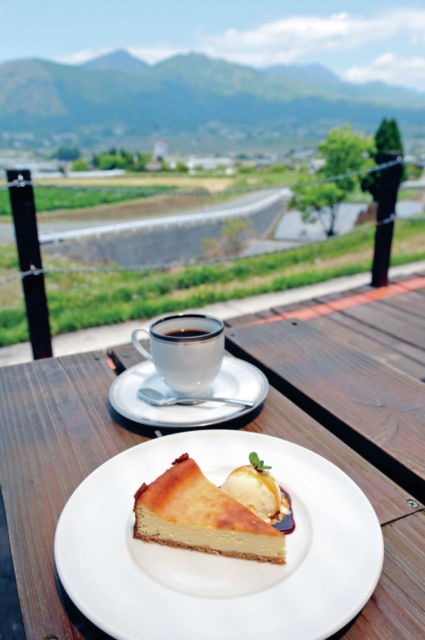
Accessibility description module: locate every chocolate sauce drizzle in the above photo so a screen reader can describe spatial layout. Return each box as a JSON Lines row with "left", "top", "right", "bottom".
{"left": 273, "top": 486, "right": 296, "bottom": 535}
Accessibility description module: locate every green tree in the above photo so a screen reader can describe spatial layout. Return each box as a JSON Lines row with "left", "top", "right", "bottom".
{"left": 290, "top": 182, "right": 346, "bottom": 237}
{"left": 98, "top": 154, "right": 127, "bottom": 170}
{"left": 137, "top": 153, "right": 152, "bottom": 171}
{"left": 71, "top": 158, "right": 89, "bottom": 172}
{"left": 318, "top": 124, "right": 375, "bottom": 192}
{"left": 119, "top": 149, "right": 136, "bottom": 170}
{"left": 175, "top": 161, "right": 189, "bottom": 173}
{"left": 291, "top": 125, "right": 374, "bottom": 237}
{"left": 54, "top": 146, "right": 81, "bottom": 161}
{"left": 361, "top": 117, "right": 406, "bottom": 200}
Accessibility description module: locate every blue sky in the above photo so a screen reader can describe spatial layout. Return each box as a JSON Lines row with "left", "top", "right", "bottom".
{"left": 1, "top": 1, "right": 425, "bottom": 90}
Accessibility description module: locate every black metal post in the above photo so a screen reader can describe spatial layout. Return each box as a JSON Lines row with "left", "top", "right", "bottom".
{"left": 371, "top": 152, "right": 403, "bottom": 287}
{"left": 7, "top": 169, "right": 52, "bottom": 359}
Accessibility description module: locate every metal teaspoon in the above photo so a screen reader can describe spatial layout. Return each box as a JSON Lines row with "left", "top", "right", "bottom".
{"left": 137, "top": 387, "right": 255, "bottom": 408}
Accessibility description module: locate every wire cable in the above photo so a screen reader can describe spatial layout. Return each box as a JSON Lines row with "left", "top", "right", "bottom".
{"left": 1, "top": 211, "right": 422, "bottom": 287}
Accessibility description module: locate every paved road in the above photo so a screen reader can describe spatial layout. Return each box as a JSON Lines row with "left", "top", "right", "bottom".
{"left": 0, "top": 188, "right": 291, "bottom": 244}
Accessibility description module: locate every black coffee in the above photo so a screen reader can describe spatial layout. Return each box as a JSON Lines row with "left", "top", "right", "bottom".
{"left": 165, "top": 329, "right": 210, "bottom": 338}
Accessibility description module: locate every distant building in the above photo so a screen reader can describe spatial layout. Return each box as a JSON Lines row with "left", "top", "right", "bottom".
{"left": 145, "top": 157, "right": 163, "bottom": 172}
{"left": 292, "top": 149, "right": 315, "bottom": 161}
{"left": 66, "top": 169, "right": 127, "bottom": 178}
{"left": 154, "top": 140, "right": 168, "bottom": 159}
{"left": 255, "top": 160, "right": 271, "bottom": 170}
{"left": 309, "top": 158, "right": 326, "bottom": 173}
{"left": 187, "top": 157, "right": 234, "bottom": 171}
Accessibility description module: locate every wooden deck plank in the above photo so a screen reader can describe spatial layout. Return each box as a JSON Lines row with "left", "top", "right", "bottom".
{"left": 303, "top": 286, "right": 425, "bottom": 380}
{"left": 377, "top": 289, "right": 425, "bottom": 319}
{"left": 320, "top": 311, "right": 425, "bottom": 370}
{"left": 313, "top": 293, "right": 425, "bottom": 351}
{"left": 328, "top": 512, "right": 425, "bottom": 640}
{"left": 224, "top": 309, "right": 276, "bottom": 328}
{"left": 225, "top": 321, "right": 425, "bottom": 502}
{"left": 271, "top": 295, "right": 425, "bottom": 381}
{"left": 0, "top": 353, "right": 148, "bottom": 640}
{"left": 226, "top": 274, "right": 425, "bottom": 381}
{"left": 392, "top": 272, "right": 425, "bottom": 286}
{"left": 302, "top": 314, "right": 425, "bottom": 381}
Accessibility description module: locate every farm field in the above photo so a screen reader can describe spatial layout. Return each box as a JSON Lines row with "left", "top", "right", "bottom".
{"left": 0, "top": 183, "right": 177, "bottom": 217}
{"left": 0, "top": 172, "right": 251, "bottom": 222}
{"left": 0, "top": 168, "right": 421, "bottom": 224}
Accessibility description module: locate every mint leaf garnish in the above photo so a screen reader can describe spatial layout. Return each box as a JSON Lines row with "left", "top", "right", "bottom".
{"left": 249, "top": 451, "right": 271, "bottom": 471}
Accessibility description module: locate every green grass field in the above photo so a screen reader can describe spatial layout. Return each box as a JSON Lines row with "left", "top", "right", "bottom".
{"left": 1, "top": 217, "right": 424, "bottom": 347}
{"left": 0, "top": 185, "right": 175, "bottom": 216}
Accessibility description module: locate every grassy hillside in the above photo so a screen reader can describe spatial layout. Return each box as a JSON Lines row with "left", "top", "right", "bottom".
{"left": 0, "top": 53, "right": 425, "bottom": 135}
{"left": 0, "top": 217, "right": 424, "bottom": 346}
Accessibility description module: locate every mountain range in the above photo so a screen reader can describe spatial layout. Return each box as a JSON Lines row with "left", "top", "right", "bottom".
{"left": 0, "top": 50, "right": 424, "bottom": 138}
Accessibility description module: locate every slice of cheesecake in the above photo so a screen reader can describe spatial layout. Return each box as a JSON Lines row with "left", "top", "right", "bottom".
{"left": 133, "top": 453, "right": 286, "bottom": 564}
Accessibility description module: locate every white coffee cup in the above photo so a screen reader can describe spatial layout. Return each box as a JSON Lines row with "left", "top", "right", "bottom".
{"left": 131, "top": 314, "right": 225, "bottom": 395}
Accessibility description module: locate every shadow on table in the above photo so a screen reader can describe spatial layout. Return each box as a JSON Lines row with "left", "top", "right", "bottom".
{"left": 55, "top": 565, "right": 113, "bottom": 640}
{"left": 326, "top": 614, "right": 361, "bottom": 639}
{"left": 108, "top": 401, "right": 266, "bottom": 438}
{"left": 0, "top": 487, "right": 25, "bottom": 640}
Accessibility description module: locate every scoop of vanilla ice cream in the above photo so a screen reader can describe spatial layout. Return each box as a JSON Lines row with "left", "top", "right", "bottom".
{"left": 221, "top": 465, "right": 281, "bottom": 521}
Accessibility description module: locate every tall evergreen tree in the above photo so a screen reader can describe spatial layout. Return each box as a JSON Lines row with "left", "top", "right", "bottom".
{"left": 361, "top": 117, "right": 406, "bottom": 201}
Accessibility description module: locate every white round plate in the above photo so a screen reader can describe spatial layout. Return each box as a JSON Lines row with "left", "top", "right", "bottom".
{"left": 55, "top": 430, "right": 383, "bottom": 640}
{"left": 109, "top": 355, "right": 269, "bottom": 427}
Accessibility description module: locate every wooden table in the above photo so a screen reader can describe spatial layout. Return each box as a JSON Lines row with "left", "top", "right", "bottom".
{"left": 0, "top": 325, "right": 424, "bottom": 640}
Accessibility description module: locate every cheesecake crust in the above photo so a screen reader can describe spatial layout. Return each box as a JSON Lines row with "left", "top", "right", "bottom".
{"left": 133, "top": 530, "right": 286, "bottom": 564}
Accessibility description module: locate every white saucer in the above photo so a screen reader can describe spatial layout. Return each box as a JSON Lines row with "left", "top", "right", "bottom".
{"left": 109, "top": 355, "right": 269, "bottom": 428}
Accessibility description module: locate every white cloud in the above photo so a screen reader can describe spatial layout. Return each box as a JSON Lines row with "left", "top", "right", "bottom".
{"left": 344, "top": 54, "right": 425, "bottom": 92}
{"left": 198, "top": 9, "right": 425, "bottom": 67}
{"left": 57, "top": 8, "right": 425, "bottom": 69}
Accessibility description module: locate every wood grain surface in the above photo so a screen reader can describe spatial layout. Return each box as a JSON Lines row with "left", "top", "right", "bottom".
{"left": 376, "top": 289, "right": 425, "bottom": 319}
{"left": 0, "top": 352, "right": 150, "bottom": 640}
{"left": 0, "top": 344, "right": 423, "bottom": 640}
{"left": 225, "top": 320, "right": 425, "bottom": 502}
{"left": 327, "top": 511, "right": 425, "bottom": 640}
{"left": 269, "top": 297, "right": 425, "bottom": 382}
{"left": 224, "top": 282, "right": 425, "bottom": 383}
{"left": 312, "top": 289, "right": 425, "bottom": 351}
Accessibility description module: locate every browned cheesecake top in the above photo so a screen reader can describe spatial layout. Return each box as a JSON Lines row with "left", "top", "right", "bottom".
{"left": 134, "top": 454, "right": 284, "bottom": 537}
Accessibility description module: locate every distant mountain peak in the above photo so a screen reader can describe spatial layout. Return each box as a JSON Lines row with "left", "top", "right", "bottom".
{"left": 82, "top": 49, "right": 147, "bottom": 73}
